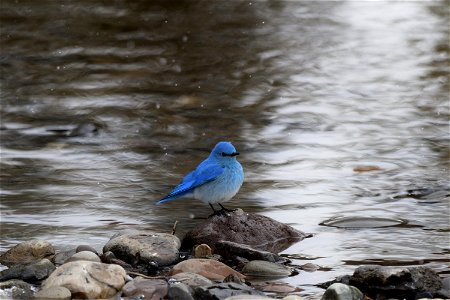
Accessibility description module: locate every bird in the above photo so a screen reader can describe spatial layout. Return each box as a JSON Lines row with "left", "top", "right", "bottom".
{"left": 156, "top": 141, "right": 244, "bottom": 215}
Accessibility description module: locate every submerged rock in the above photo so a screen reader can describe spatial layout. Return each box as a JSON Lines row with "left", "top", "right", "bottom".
{"left": 349, "top": 265, "right": 443, "bottom": 299}
{"left": 321, "top": 283, "right": 363, "bottom": 300}
{"left": 242, "top": 260, "right": 293, "bottom": 278}
{"left": 182, "top": 209, "right": 309, "bottom": 253}
{"left": 0, "top": 279, "right": 33, "bottom": 299}
{"left": 0, "top": 258, "right": 55, "bottom": 283}
{"left": 0, "top": 240, "right": 55, "bottom": 267}
{"left": 170, "top": 258, "right": 245, "bottom": 281}
{"left": 103, "top": 230, "right": 181, "bottom": 267}
{"left": 42, "top": 261, "right": 127, "bottom": 299}
{"left": 121, "top": 277, "right": 168, "bottom": 299}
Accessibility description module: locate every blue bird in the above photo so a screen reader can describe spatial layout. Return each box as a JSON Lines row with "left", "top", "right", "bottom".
{"left": 157, "top": 141, "right": 244, "bottom": 214}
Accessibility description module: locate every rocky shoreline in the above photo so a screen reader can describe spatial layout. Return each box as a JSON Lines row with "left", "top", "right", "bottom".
{"left": 0, "top": 209, "right": 448, "bottom": 300}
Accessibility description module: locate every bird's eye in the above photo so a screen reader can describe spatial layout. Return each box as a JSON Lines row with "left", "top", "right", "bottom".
{"left": 221, "top": 152, "right": 226, "bottom": 157}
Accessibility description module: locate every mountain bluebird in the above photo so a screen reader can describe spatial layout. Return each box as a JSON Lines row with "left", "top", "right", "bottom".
{"left": 157, "top": 141, "right": 244, "bottom": 214}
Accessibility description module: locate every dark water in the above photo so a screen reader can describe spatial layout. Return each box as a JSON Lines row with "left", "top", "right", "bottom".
{"left": 1, "top": 0, "right": 449, "bottom": 297}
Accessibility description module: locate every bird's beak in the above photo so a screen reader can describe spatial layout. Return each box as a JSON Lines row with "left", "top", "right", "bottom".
{"left": 231, "top": 152, "right": 239, "bottom": 156}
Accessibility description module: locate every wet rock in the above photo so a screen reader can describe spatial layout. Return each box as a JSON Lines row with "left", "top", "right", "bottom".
{"left": 51, "top": 249, "right": 76, "bottom": 266}
{"left": 170, "top": 258, "right": 245, "bottom": 281}
{"left": 253, "top": 282, "right": 301, "bottom": 294}
{"left": 349, "top": 265, "right": 442, "bottom": 299}
{"left": 194, "top": 282, "right": 265, "bottom": 299}
{"left": 282, "top": 296, "right": 304, "bottom": 300}
{"left": 34, "top": 286, "right": 72, "bottom": 300}
{"left": 182, "top": 209, "right": 310, "bottom": 253}
{"left": 122, "top": 277, "right": 168, "bottom": 299}
{"left": 171, "top": 272, "right": 213, "bottom": 288}
{"left": 75, "top": 245, "right": 98, "bottom": 255}
{"left": 0, "top": 258, "right": 55, "bottom": 283}
{"left": 194, "top": 244, "right": 213, "bottom": 258}
{"left": 0, "top": 240, "right": 55, "bottom": 267}
{"left": 65, "top": 250, "right": 101, "bottom": 263}
{"left": 242, "top": 260, "right": 292, "bottom": 278}
{"left": 225, "top": 295, "right": 275, "bottom": 300}
{"left": 321, "top": 283, "right": 363, "bottom": 300}
{"left": 438, "top": 277, "right": 450, "bottom": 299}
{"left": 299, "top": 263, "right": 320, "bottom": 272}
{"left": 168, "top": 282, "right": 195, "bottom": 300}
{"left": 0, "top": 279, "right": 33, "bottom": 299}
{"left": 42, "top": 261, "right": 127, "bottom": 299}
{"left": 103, "top": 230, "right": 180, "bottom": 266}
{"left": 216, "top": 240, "right": 280, "bottom": 262}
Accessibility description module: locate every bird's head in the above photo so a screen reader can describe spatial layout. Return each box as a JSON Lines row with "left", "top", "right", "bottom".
{"left": 211, "top": 141, "right": 240, "bottom": 162}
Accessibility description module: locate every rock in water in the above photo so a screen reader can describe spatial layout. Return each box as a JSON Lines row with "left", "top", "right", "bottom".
{"left": 322, "top": 283, "right": 364, "bottom": 300}
{"left": 0, "top": 258, "right": 55, "bottom": 283}
{"left": 242, "top": 260, "right": 293, "bottom": 278}
{"left": 0, "top": 240, "right": 55, "bottom": 267}
{"left": 41, "top": 261, "right": 127, "bottom": 299}
{"left": 182, "top": 209, "right": 309, "bottom": 252}
{"left": 216, "top": 240, "right": 280, "bottom": 262}
{"left": 103, "top": 230, "right": 181, "bottom": 267}
{"left": 349, "top": 265, "right": 443, "bottom": 299}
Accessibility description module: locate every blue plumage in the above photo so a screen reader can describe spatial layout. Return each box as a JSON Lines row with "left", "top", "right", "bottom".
{"left": 156, "top": 141, "right": 244, "bottom": 213}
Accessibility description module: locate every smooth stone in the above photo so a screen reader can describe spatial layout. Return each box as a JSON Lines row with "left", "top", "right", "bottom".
{"left": 253, "top": 282, "right": 301, "bottom": 293}
{"left": 33, "top": 286, "right": 72, "bottom": 300}
{"left": 51, "top": 249, "right": 76, "bottom": 266}
{"left": 182, "top": 209, "right": 310, "bottom": 253}
{"left": 65, "top": 251, "right": 101, "bottom": 263}
{"left": 225, "top": 295, "right": 275, "bottom": 300}
{"left": 0, "top": 258, "right": 55, "bottom": 283}
{"left": 350, "top": 265, "right": 443, "bottom": 299}
{"left": 194, "top": 244, "right": 212, "bottom": 258}
{"left": 322, "top": 283, "right": 363, "bottom": 300}
{"left": 42, "top": 261, "right": 127, "bottom": 299}
{"left": 75, "top": 245, "right": 98, "bottom": 255}
{"left": 194, "top": 282, "right": 265, "bottom": 299}
{"left": 0, "top": 240, "right": 55, "bottom": 267}
{"left": 122, "top": 277, "right": 168, "bottom": 299}
{"left": 103, "top": 230, "right": 180, "bottom": 266}
{"left": 170, "top": 258, "right": 245, "bottom": 281}
{"left": 242, "top": 260, "right": 292, "bottom": 278}
{"left": 282, "top": 296, "right": 304, "bottom": 300}
{"left": 0, "top": 279, "right": 33, "bottom": 299}
{"left": 216, "top": 240, "right": 280, "bottom": 262}
{"left": 170, "top": 272, "right": 213, "bottom": 287}
{"left": 167, "top": 282, "right": 195, "bottom": 300}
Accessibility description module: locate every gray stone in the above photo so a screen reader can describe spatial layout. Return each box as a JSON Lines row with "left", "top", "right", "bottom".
{"left": 182, "top": 209, "right": 310, "bottom": 253}
{"left": 0, "top": 240, "right": 55, "bottom": 267}
{"left": 65, "top": 250, "right": 101, "bottom": 263}
{"left": 75, "top": 245, "right": 98, "bottom": 255}
{"left": 216, "top": 240, "right": 280, "bottom": 262}
{"left": 170, "top": 271, "right": 213, "bottom": 288}
{"left": 51, "top": 249, "right": 76, "bottom": 266}
{"left": 121, "top": 277, "right": 168, "bottom": 299}
{"left": 33, "top": 286, "right": 72, "bottom": 300}
{"left": 282, "top": 296, "right": 304, "bottom": 300}
{"left": 242, "top": 260, "right": 292, "bottom": 278}
{"left": 168, "top": 282, "right": 195, "bottom": 300}
{"left": 321, "top": 283, "right": 363, "bottom": 300}
{"left": 42, "top": 261, "right": 127, "bottom": 299}
{"left": 103, "top": 230, "right": 181, "bottom": 266}
{"left": 0, "top": 258, "right": 55, "bottom": 283}
{"left": 194, "top": 282, "right": 265, "bottom": 299}
{"left": 225, "top": 295, "right": 275, "bottom": 300}
{"left": 349, "top": 265, "right": 443, "bottom": 299}
{"left": 0, "top": 279, "right": 33, "bottom": 299}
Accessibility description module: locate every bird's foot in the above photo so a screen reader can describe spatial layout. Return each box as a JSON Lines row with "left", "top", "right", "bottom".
{"left": 218, "top": 203, "right": 236, "bottom": 213}
{"left": 208, "top": 203, "right": 235, "bottom": 218}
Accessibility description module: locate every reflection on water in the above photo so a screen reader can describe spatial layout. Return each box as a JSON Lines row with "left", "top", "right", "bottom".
{"left": 1, "top": 0, "right": 449, "bottom": 296}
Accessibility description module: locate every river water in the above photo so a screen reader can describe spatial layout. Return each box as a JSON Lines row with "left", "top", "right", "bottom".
{"left": 1, "top": 0, "right": 449, "bottom": 297}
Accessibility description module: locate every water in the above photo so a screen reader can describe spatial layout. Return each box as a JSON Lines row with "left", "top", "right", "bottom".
{"left": 1, "top": 0, "right": 449, "bottom": 297}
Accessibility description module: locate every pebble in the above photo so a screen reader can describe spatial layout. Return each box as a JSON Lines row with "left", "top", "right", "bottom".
{"left": 103, "top": 230, "right": 181, "bottom": 266}
{"left": 225, "top": 295, "right": 275, "bottom": 300}
{"left": 0, "top": 258, "right": 55, "bottom": 283}
{"left": 194, "top": 244, "right": 212, "bottom": 258}
{"left": 65, "top": 250, "right": 101, "bottom": 263}
{"left": 121, "top": 277, "right": 168, "bottom": 299}
{"left": 34, "top": 286, "right": 72, "bottom": 300}
{"left": 42, "top": 261, "right": 127, "bottom": 299}
{"left": 0, "top": 240, "right": 55, "bottom": 267}
{"left": 321, "top": 283, "right": 363, "bottom": 300}
{"left": 242, "top": 260, "right": 293, "bottom": 278}
{"left": 170, "top": 258, "right": 245, "bottom": 281}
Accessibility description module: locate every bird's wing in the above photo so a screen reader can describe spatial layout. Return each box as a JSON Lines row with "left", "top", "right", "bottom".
{"left": 156, "top": 160, "right": 224, "bottom": 204}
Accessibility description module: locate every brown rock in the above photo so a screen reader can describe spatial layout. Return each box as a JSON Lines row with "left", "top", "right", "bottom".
{"left": 182, "top": 209, "right": 310, "bottom": 253}
{"left": 122, "top": 278, "right": 168, "bottom": 300}
{"left": 0, "top": 240, "right": 55, "bottom": 267}
{"left": 170, "top": 259, "right": 245, "bottom": 281}
{"left": 194, "top": 244, "right": 212, "bottom": 258}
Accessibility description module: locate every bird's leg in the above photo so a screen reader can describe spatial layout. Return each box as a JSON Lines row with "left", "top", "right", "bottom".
{"left": 208, "top": 203, "right": 231, "bottom": 217}
{"left": 218, "top": 203, "right": 236, "bottom": 213}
